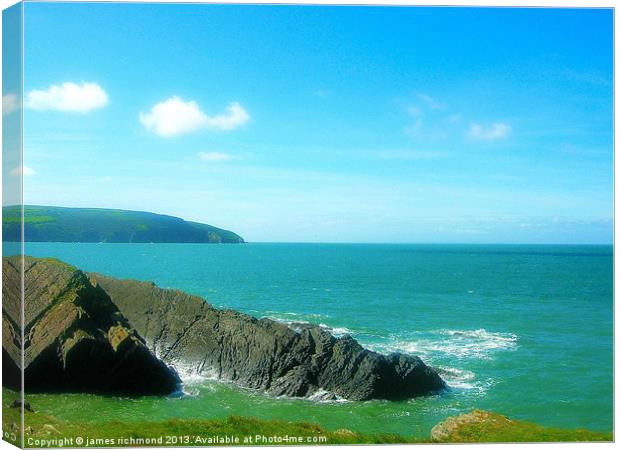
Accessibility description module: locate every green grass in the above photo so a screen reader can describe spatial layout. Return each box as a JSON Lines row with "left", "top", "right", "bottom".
{"left": 3, "top": 403, "right": 418, "bottom": 447}
{"left": 431, "top": 410, "right": 612, "bottom": 443}
{"left": 1, "top": 391, "right": 613, "bottom": 447}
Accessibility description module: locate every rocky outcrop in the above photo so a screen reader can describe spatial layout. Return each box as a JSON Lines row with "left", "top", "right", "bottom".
{"left": 91, "top": 273, "right": 446, "bottom": 400}
{"left": 2, "top": 256, "right": 180, "bottom": 395}
{"left": 2, "top": 255, "right": 445, "bottom": 400}
{"left": 431, "top": 410, "right": 495, "bottom": 442}
{"left": 429, "top": 410, "right": 613, "bottom": 443}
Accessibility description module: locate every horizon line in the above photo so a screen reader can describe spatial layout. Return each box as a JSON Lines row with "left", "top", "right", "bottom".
{"left": 17, "top": 240, "right": 614, "bottom": 246}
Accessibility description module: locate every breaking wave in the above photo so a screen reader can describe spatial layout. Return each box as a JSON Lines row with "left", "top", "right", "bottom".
{"left": 434, "top": 366, "right": 496, "bottom": 394}
{"left": 261, "top": 311, "right": 354, "bottom": 337}
{"left": 261, "top": 310, "right": 517, "bottom": 362}
{"left": 263, "top": 310, "right": 330, "bottom": 325}
{"left": 436, "top": 367, "right": 476, "bottom": 390}
{"left": 366, "top": 328, "right": 518, "bottom": 361}
{"left": 318, "top": 323, "right": 353, "bottom": 337}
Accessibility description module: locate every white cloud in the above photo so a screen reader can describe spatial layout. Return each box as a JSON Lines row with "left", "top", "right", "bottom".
{"left": 198, "top": 151, "right": 233, "bottom": 162}
{"left": 468, "top": 122, "right": 511, "bottom": 141}
{"left": 3, "top": 93, "right": 18, "bottom": 116}
{"left": 140, "top": 96, "right": 249, "bottom": 137}
{"left": 417, "top": 93, "right": 445, "bottom": 110}
{"left": 25, "top": 82, "right": 108, "bottom": 112}
{"left": 10, "top": 166, "right": 36, "bottom": 177}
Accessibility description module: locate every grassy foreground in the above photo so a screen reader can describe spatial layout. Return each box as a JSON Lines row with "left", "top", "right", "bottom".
{"left": 3, "top": 404, "right": 417, "bottom": 447}
{"left": 1, "top": 395, "right": 612, "bottom": 446}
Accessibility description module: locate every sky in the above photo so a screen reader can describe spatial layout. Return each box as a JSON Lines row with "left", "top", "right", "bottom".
{"left": 2, "top": 3, "right": 21, "bottom": 207}
{"left": 6, "top": 3, "right": 614, "bottom": 243}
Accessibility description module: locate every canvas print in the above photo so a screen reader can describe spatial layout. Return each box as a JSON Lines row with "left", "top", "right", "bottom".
{"left": 1, "top": 2, "right": 614, "bottom": 447}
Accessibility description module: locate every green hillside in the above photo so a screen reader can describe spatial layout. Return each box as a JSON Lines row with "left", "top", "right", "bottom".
{"left": 2, "top": 205, "right": 244, "bottom": 243}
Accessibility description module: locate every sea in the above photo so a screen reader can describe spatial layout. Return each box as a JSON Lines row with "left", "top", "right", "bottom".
{"left": 15, "top": 243, "right": 614, "bottom": 437}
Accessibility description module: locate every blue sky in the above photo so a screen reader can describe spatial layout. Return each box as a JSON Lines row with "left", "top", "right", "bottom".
{"left": 12, "top": 3, "right": 614, "bottom": 243}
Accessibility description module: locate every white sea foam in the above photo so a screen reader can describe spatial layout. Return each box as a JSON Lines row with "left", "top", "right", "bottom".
{"left": 307, "top": 389, "right": 348, "bottom": 403}
{"left": 434, "top": 366, "right": 497, "bottom": 396}
{"left": 318, "top": 323, "right": 353, "bottom": 337}
{"left": 265, "top": 316, "right": 353, "bottom": 337}
{"left": 261, "top": 311, "right": 359, "bottom": 340}
{"left": 222, "top": 309, "right": 516, "bottom": 399}
{"left": 173, "top": 364, "right": 216, "bottom": 384}
{"left": 363, "top": 328, "right": 514, "bottom": 397}
{"left": 264, "top": 315, "right": 310, "bottom": 326}
{"left": 436, "top": 367, "right": 476, "bottom": 390}
{"left": 165, "top": 364, "right": 217, "bottom": 397}
{"left": 263, "top": 311, "right": 517, "bottom": 362}
{"left": 168, "top": 322, "right": 511, "bottom": 400}
{"left": 263, "top": 310, "right": 330, "bottom": 325}
{"left": 367, "top": 328, "right": 517, "bottom": 361}
{"left": 435, "top": 328, "right": 518, "bottom": 359}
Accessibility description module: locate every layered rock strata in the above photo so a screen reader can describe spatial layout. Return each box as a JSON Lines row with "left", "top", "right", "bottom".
{"left": 2, "top": 256, "right": 180, "bottom": 395}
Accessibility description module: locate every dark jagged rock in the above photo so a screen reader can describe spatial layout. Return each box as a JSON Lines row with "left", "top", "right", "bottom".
{"left": 2, "top": 255, "right": 445, "bottom": 400}
{"left": 91, "top": 273, "right": 447, "bottom": 400}
{"left": 2, "top": 256, "right": 180, "bottom": 395}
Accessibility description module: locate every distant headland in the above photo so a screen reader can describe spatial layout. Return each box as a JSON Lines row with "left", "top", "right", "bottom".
{"left": 2, "top": 205, "right": 244, "bottom": 244}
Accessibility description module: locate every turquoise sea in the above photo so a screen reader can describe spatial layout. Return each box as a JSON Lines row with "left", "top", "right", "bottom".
{"left": 20, "top": 243, "right": 613, "bottom": 437}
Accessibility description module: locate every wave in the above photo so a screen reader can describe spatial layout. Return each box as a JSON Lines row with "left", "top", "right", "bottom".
{"left": 171, "top": 324, "right": 511, "bottom": 400}
{"left": 436, "top": 367, "right": 476, "bottom": 389}
{"left": 435, "top": 328, "right": 518, "bottom": 359}
{"left": 173, "top": 363, "right": 219, "bottom": 384}
{"left": 263, "top": 309, "right": 517, "bottom": 361}
{"left": 306, "top": 389, "right": 348, "bottom": 403}
{"left": 366, "top": 328, "right": 517, "bottom": 361}
{"left": 433, "top": 366, "right": 498, "bottom": 396}
{"left": 261, "top": 311, "right": 355, "bottom": 337}
{"left": 263, "top": 310, "right": 330, "bottom": 325}
{"left": 318, "top": 323, "right": 353, "bottom": 337}
{"left": 260, "top": 311, "right": 516, "bottom": 400}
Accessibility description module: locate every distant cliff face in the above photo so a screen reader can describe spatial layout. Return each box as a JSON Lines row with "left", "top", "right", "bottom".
{"left": 91, "top": 273, "right": 447, "bottom": 401}
{"left": 2, "top": 256, "right": 180, "bottom": 395}
{"left": 2, "top": 205, "right": 244, "bottom": 243}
